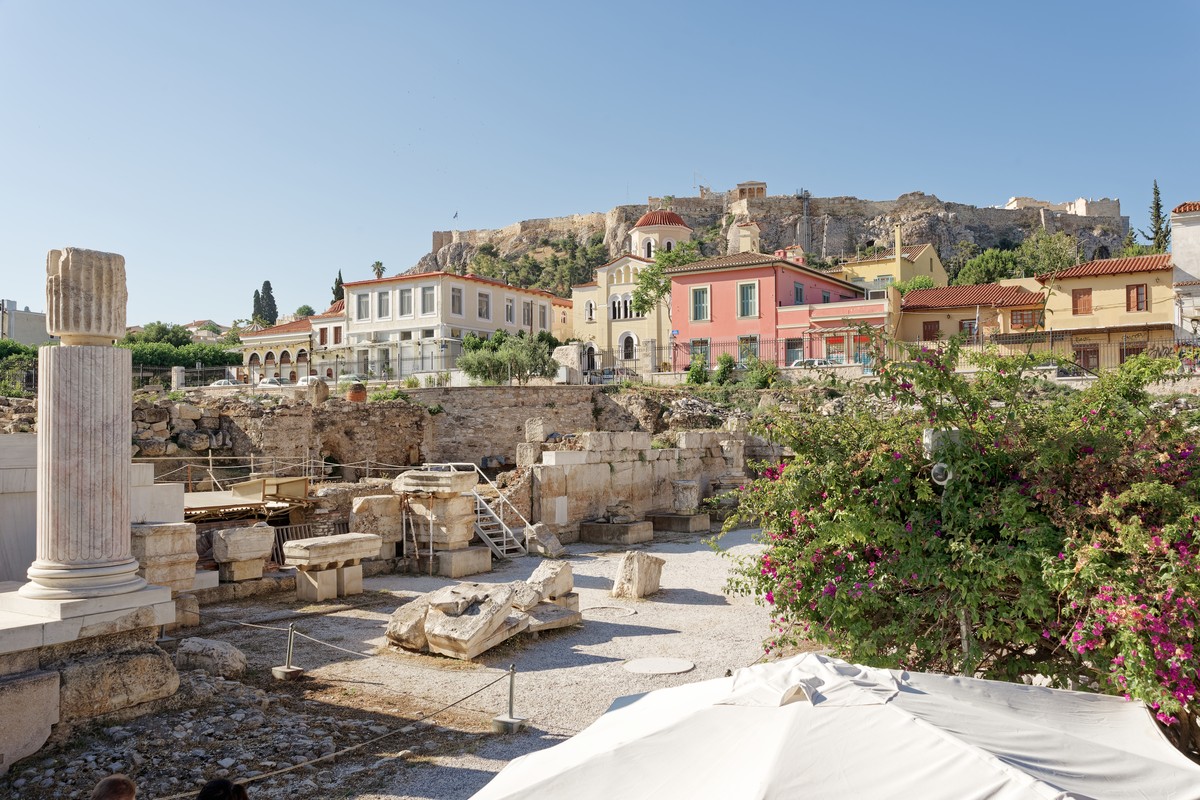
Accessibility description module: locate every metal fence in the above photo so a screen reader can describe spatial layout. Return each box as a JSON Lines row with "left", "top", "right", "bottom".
{"left": 584, "top": 335, "right": 1200, "bottom": 381}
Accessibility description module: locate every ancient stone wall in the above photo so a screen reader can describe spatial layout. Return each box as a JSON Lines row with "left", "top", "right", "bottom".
{"left": 413, "top": 190, "right": 1129, "bottom": 276}
{"left": 406, "top": 386, "right": 638, "bottom": 463}
{"left": 528, "top": 428, "right": 744, "bottom": 537}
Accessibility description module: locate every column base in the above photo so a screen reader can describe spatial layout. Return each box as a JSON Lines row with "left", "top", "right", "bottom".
{"left": 19, "top": 558, "right": 147, "bottom": 600}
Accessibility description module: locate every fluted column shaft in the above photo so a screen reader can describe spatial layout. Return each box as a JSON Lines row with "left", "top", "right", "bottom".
{"left": 19, "top": 340, "right": 144, "bottom": 597}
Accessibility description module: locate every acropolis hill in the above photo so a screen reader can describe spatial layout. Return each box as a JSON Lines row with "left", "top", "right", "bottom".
{"left": 412, "top": 185, "right": 1129, "bottom": 278}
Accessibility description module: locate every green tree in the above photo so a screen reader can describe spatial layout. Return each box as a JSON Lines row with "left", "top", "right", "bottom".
{"left": 260, "top": 281, "right": 278, "bottom": 325}
{"left": 295, "top": 304, "right": 316, "bottom": 317}
{"left": 371, "top": 261, "right": 385, "bottom": 279}
{"left": 252, "top": 289, "right": 262, "bottom": 322}
{"left": 632, "top": 241, "right": 701, "bottom": 316}
{"left": 1015, "top": 229, "right": 1077, "bottom": 277}
{"left": 893, "top": 275, "right": 935, "bottom": 295}
{"left": 331, "top": 270, "right": 344, "bottom": 303}
{"left": 952, "top": 248, "right": 1020, "bottom": 285}
{"left": 456, "top": 332, "right": 559, "bottom": 385}
{"left": 1140, "top": 179, "right": 1171, "bottom": 253}
{"left": 198, "top": 321, "right": 223, "bottom": 336}
{"left": 944, "top": 241, "right": 981, "bottom": 284}
{"left": 1120, "top": 228, "right": 1154, "bottom": 258}
{"left": 122, "top": 321, "right": 194, "bottom": 348}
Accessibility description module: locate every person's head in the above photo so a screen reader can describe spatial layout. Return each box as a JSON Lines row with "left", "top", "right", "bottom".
{"left": 91, "top": 774, "right": 137, "bottom": 800}
{"left": 197, "top": 778, "right": 249, "bottom": 800}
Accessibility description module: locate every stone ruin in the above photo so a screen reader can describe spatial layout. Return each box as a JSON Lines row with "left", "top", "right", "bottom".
{"left": 384, "top": 561, "right": 579, "bottom": 660}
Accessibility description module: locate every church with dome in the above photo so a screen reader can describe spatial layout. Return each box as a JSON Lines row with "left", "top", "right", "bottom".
{"left": 569, "top": 209, "right": 693, "bottom": 377}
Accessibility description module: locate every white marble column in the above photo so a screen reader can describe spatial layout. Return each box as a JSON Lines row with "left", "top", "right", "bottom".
{"left": 18, "top": 248, "right": 145, "bottom": 599}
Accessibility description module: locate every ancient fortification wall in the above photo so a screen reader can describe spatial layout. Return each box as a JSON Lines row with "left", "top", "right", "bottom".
{"left": 414, "top": 190, "right": 1129, "bottom": 276}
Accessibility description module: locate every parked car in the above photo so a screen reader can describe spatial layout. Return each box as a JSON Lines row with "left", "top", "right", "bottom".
{"left": 209, "top": 378, "right": 244, "bottom": 386}
{"left": 587, "top": 367, "right": 642, "bottom": 385}
{"left": 296, "top": 375, "right": 328, "bottom": 386}
{"left": 258, "top": 377, "right": 291, "bottom": 387}
{"left": 790, "top": 358, "right": 836, "bottom": 368}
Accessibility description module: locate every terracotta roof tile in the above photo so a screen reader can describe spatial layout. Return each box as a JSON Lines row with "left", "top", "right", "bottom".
{"left": 841, "top": 244, "right": 931, "bottom": 264}
{"left": 663, "top": 252, "right": 779, "bottom": 273}
{"left": 902, "top": 285, "right": 1043, "bottom": 310}
{"left": 664, "top": 251, "right": 863, "bottom": 292}
{"left": 1037, "top": 253, "right": 1172, "bottom": 283}
{"left": 311, "top": 298, "right": 345, "bottom": 318}
{"left": 633, "top": 210, "right": 691, "bottom": 229}
{"left": 1173, "top": 202, "right": 1200, "bottom": 214}
{"left": 240, "top": 318, "right": 313, "bottom": 339}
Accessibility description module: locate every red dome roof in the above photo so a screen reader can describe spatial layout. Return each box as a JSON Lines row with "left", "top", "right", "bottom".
{"left": 633, "top": 210, "right": 690, "bottom": 229}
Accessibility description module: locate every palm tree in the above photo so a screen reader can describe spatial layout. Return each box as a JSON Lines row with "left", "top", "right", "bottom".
{"left": 371, "top": 261, "right": 385, "bottom": 279}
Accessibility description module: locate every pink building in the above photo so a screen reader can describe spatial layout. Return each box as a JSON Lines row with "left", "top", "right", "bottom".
{"left": 667, "top": 252, "right": 865, "bottom": 368}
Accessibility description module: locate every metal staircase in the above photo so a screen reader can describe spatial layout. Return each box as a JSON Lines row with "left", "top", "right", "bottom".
{"left": 421, "top": 462, "right": 528, "bottom": 559}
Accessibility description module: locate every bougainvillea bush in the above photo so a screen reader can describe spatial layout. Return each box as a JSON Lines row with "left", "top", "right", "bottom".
{"left": 726, "top": 337, "right": 1200, "bottom": 755}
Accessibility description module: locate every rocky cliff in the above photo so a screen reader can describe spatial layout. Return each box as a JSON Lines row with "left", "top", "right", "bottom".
{"left": 411, "top": 191, "right": 1129, "bottom": 285}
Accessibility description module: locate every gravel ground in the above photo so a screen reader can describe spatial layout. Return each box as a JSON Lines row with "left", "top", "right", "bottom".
{"left": 1, "top": 528, "right": 774, "bottom": 800}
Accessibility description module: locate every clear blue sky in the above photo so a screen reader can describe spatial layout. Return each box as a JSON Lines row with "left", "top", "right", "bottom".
{"left": 2, "top": 1, "right": 1196, "bottom": 327}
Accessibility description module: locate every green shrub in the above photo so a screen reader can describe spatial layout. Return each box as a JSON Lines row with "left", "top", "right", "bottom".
{"left": 713, "top": 353, "right": 736, "bottom": 386}
{"left": 368, "top": 388, "right": 410, "bottom": 403}
{"left": 740, "top": 355, "right": 780, "bottom": 389}
{"left": 686, "top": 356, "right": 710, "bottom": 385}
{"left": 724, "top": 337, "right": 1200, "bottom": 753}
{"left": 402, "top": 376, "right": 420, "bottom": 389}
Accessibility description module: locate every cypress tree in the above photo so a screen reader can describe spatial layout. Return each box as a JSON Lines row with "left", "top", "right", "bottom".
{"left": 261, "top": 281, "right": 278, "bottom": 325}
{"left": 252, "top": 289, "right": 262, "bottom": 322}
{"left": 1140, "top": 179, "right": 1171, "bottom": 254}
{"left": 332, "top": 270, "right": 344, "bottom": 302}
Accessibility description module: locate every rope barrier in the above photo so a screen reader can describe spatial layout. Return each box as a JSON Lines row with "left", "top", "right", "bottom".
{"left": 291, "top": 630, "right": 378, "bottom": 660}
{"left": 193, "top": 609, "right": 291, "bottom": 632}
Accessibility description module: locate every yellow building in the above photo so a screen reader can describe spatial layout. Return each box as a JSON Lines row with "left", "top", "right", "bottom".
{"left": 1031, "top": 253, "right": 1176, "bottom": 370}
{"left": 830, "top": 229, "right": 948, "bottom": 290}
{"left": 570, "top": 209, "right": 690, "bottom": 374}
{"left": 897, "top": 284, "right": 1044, "bottom": 343}
{"left": 894, "top": 253, "right": 1178, "bottom": 373}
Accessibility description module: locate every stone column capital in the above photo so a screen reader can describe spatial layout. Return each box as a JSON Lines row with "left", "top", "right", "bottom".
{"left": 46, "top": 248, "right": 127, "bottom": 345}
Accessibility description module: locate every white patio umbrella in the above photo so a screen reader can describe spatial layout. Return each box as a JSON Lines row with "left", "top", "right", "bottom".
{"left": 472, "top": 653, "right": 1200, "bottom": 800}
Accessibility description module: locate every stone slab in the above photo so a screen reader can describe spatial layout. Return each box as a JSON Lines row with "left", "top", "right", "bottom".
{"left": 130, "top": 482, "right": 185, "bottom": 524}
{"left": 542, "top": 449, "right": 587, "bottom": 466}
{"left": 337, "top": 564, "right": 364, "bottom": 596}
{"left": 212, "top": 526, "right": 275, "bottom": 563}
{"left": 218, "top": 560, "right": 264, "bottom": 583}
{"left": 296, "top": 569, "right": 337, "bottom": 602}
{"left": 579, "top": 521, "right": 654, "bottom": 546}
{"left": 435, "top": 546, "right": 491, "bottom": 579}
{"left": 130, "top": 463, "right": 156, "bottom": 487}
{"left": 284, "top": 532, "right": 382, "bottom": 569}
{"left": 393, "top": 469, "right": 476, "bottom": 496}
{"left": 612, "top": 551, "right": 666, "bottom": 599}
{"left": 0, "top": 585, "right": 172, "bottom": 621}
{"left": 426, "top": 611, "right": 529, "bottom": 661}
{"left": 192, "top": 570, "right": 219, "bottom": 590}
{"left": 0, "top": 670, "right": 59, "bottom": 775}
{"left": 647, "top": 513, "right": 711, "bottom": 533}
{"left": 526, "top": 602, "right": 582, "bottom": 634}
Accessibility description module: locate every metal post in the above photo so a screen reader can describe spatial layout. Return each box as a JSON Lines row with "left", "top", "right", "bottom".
{"left": 272, "top": 622, "right": 304, "bottom": 680}
{"left": 492, "top": 663, "right": 526, "bottom": 733}
{"left": 508, "top": 663, "right": 516, "bottom": 719}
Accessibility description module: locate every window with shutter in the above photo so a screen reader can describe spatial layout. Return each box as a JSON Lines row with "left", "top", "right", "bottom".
{"left": 1072, "top": 288, "right": 1092, "bottom": 315}
{"left": 1126, "top": 284, "right": 1147, "bottom": 312}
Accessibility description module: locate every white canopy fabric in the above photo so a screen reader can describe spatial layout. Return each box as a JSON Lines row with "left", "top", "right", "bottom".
{"left": 471, "top": 653, "right": 1200, "bottom": 800}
